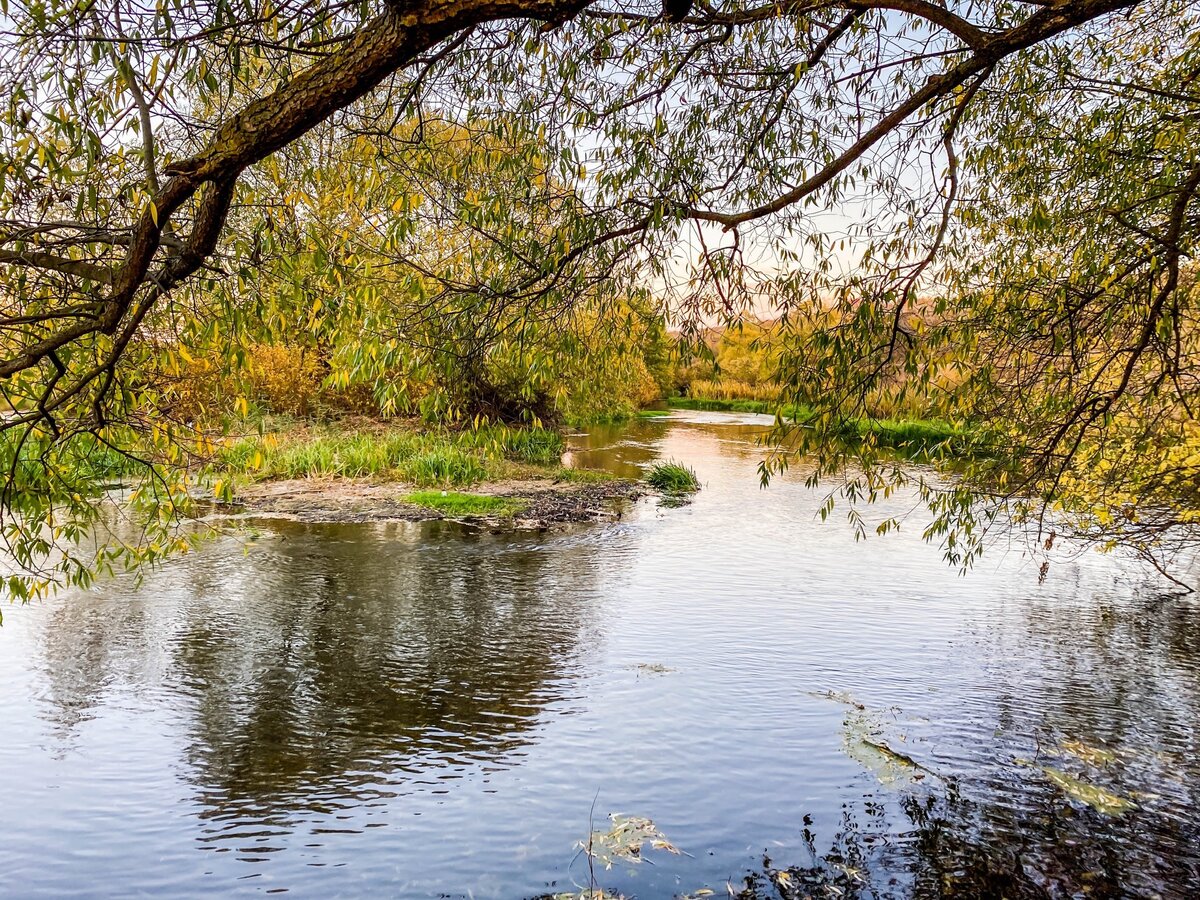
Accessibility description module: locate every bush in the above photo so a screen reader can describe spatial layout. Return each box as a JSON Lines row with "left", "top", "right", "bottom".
{"left": 244, "top": 344, "right": 324, "bottom": 417}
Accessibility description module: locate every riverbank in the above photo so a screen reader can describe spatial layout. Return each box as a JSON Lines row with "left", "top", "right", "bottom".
{"left": 228, "top": 475, "right": 644, "bottom": 526}
{"left": 665, "top": 396, "right": 969, "bottom": 451}
{"left": 208, "top": 418, "right": 644, "bottom": 527}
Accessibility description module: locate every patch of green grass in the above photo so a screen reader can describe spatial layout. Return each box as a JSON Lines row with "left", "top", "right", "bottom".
{"left": 637, "top": 409, "right": 672, "bottom": 418}
{"left": 668, "top": 396, "right": 812, "bottom": 418}
{"left": 645, "top": 460, "right": 700, "bottom": 494}
{"left": 671, "top": 396, "right": 974, "bottom": 454}
{"left": 847, "top": 417, "right": 967, "bottom": 450}
{"left": 404, "top": 491, "right": 526, "bottom": 517}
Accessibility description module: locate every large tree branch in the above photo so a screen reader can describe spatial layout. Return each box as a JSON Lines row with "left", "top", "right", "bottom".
{"left": 0, "top": 0, "right": 591, "bottom": 384}
{"left": 689, "top": 0, "right": 1140, "bottom": 228}
{"left": 0, "top": 249, "right": 114, "bottom": 285}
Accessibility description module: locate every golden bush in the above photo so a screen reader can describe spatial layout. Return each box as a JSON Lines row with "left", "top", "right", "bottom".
{"left": 245, "top": 344, "right": 325, "bottom": 416}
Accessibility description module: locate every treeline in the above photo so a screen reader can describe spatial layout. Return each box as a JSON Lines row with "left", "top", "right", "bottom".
{"left": 674, "top": 315, "right": 959, "bottom": 421}
{"left": 170, "top": 305, "right": 675, "bottom": 429}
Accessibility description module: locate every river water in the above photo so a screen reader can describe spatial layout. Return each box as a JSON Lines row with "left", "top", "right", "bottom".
{"left": 0, "top": 410, "right": 1197, "bottom": 898}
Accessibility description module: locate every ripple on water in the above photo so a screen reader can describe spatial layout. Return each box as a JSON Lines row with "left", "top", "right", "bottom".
{"left": 1, "top": 414, "right": 1198, "bottom": 897}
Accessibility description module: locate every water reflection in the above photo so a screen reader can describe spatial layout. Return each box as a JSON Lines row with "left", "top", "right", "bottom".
{"left": 563, "top": 417, "right": 674, "bottom": 478}
{"left": 34, "top": 520, "right": 609, "bottom": 843}
{"left": 563, "top": 414, "right": 772, "bottom": 478}
{"left": 3, "top": 412, "right": 1200, "bottom": 898}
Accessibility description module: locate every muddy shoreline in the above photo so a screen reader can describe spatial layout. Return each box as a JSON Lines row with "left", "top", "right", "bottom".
{"left": 221, "top": 475, "right": 648, "bottom": 527}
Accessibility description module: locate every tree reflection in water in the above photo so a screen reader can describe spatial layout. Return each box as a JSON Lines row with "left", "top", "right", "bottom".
{"left": 734, "top": 782, "right": 1200, "bottom": 900}
{"left": 38, "top": 519, "right": 603, "bottom": 829}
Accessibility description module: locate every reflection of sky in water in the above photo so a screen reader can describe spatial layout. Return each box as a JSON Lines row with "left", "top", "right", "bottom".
{"left": 1, "top": 411, "right": 1197, "bottom": 897}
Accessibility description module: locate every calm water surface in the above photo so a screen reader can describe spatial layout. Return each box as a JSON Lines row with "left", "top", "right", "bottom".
{"left": 1, "top": 411, "right": 1198, "bottom": 898}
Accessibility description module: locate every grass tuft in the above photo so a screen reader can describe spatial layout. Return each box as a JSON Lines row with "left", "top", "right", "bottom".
{"left": 399, "top": 447, "right": 489, "bottom": 486}
{"left": 645, "top": 460, "right": 700, "bottom": 494}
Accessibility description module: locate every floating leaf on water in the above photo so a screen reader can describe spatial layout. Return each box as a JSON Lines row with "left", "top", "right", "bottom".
{"left": 1040, "top": 766, "right": 1137, "bottom": 816}
{"left": 582, "top": 814, "right": 683, "bottom": 869}
{"left": 1058, "top": 739, "right": 1117, "bottom": 767}
{"left": 678, "top": 890, "right": 715, "bottom": 899}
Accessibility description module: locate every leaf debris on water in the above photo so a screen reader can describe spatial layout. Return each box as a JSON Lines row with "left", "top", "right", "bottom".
{"left": 841, "top": 710, "right": 938, "bottom": 788}
{"left": 581, "top": 814, "right": 684, "bottom": 869}
{"left": 1040, "top": 766, "right": 1137, "bottom": 817}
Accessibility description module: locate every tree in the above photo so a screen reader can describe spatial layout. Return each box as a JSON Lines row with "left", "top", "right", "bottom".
{"left": 2, "top": 0, "right": 1197, "bottom": 595}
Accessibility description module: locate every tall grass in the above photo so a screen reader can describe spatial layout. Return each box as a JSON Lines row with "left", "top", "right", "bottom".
{"left": 401, "top": 447, "right": 489, "bottom": 486}
{"left": 686, "top": 379, "right": 781, "bottom": 402}
{"left": 212, "top": 422, "right": 565, "bottom": 487}
{"left": 457, "top": 424, "right": 565, "bottom": 464}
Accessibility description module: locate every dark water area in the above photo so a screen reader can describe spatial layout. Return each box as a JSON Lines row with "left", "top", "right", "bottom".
{"left": 1, "top": 410, "right": 1198, "bottom": 898}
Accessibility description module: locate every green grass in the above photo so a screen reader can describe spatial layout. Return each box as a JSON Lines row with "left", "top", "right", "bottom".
{"left": 400, "top": 447, "right": 490, "bottom": 486}
{"left": 645, "top": 460, "right": 701, "bottom": 494}
{"left": 457, "top": 424, "right": 565, "bottom": 464}
{"left": 846, "top": 417, "right": 967, "bottom": 450}
{"left": 0, "top": 427, "right": 157, "bottom": 491}
{"left": 562, "top": 409, "right": 640, "bottom": 426}
{"left": 668, "top": 396, "right": 806, "bottom": 416}
{"left": 669, "top": 396, "right": 973, "bottom": 454}
{"left": 213, "top": 423, "right": 565, "bottom": 487}
{"left": 637, "top": 409, "right": 672, "bottom": 418}
{"left": 404, "top": 491, "right": 527, "bottom": 517}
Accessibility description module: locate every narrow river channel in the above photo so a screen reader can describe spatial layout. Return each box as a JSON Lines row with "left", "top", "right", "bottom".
{"left": 1, "top": 410, "right": 1197, "bottom": 897}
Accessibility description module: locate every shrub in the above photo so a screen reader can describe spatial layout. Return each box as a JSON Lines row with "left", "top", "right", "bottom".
{"left": 244, "top": 344, "right": 324, "bottom": 416}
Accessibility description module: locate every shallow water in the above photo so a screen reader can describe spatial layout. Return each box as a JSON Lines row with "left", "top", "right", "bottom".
{"left": 1, "top": 411, "right": 1198, "bottom": 898}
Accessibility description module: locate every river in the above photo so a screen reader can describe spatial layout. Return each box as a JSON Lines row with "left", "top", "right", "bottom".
{"left": 0, "top": 410, "right": 1197, "bottom": 898}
